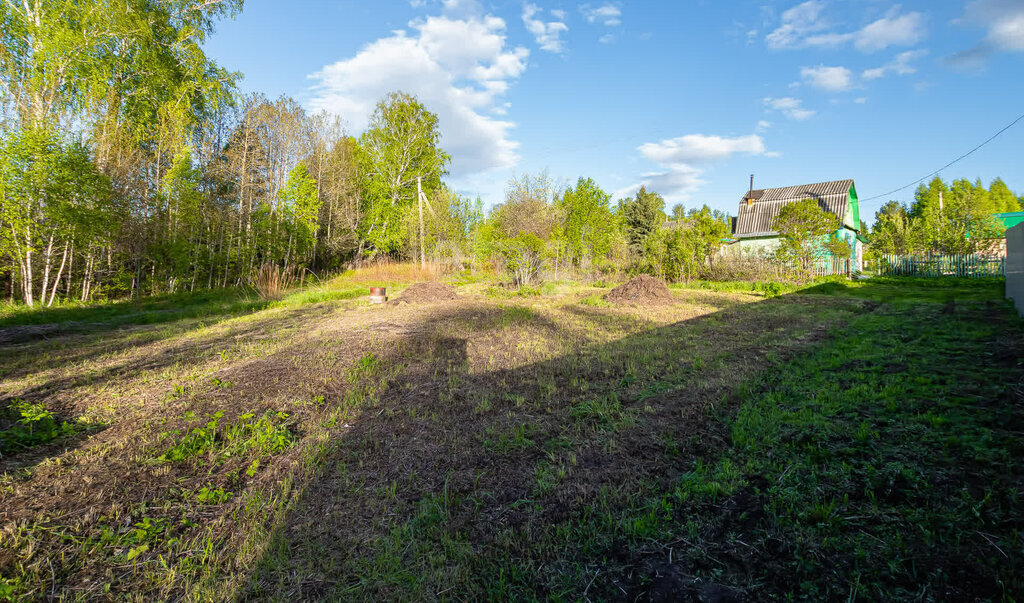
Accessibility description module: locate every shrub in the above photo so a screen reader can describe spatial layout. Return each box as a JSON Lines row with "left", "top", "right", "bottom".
{"left": 496, "top": 233, "right": 546, "bottom": 286}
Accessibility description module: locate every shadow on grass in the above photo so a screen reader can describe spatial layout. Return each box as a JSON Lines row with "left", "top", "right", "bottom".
{"left": 233, "top": 293, "right": 865, "bottom": 601}
{"left": 799, "top": 275, "right": 1006, "bottom": 303}
{"left": 235, "top": 282, "right": 1021, "bottom": 600}
{"left": 5, "top": 279, "right": 1020, "bottom": 600}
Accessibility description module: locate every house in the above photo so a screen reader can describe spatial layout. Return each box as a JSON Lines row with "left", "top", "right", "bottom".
{"left": 727, "top": 179, "right": 863, "bottom": 270}
{"left": 992, "top": 212, "right": 1024, "bottom": 256}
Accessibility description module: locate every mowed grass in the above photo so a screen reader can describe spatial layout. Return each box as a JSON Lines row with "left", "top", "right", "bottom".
{"left": 0, "top": 275, "right": 1020, "bottom": 600}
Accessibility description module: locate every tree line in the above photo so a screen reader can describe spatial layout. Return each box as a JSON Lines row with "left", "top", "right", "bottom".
{"left": 0, "top": 0, "right": 738, "bottom": 306}
{"left": 3, "top": 2, "right": 1020, "bottom": 307}
{"left": 870, "top": 177, "right": 1022, "bottom": 256}
{"left": 0, "top": 0, "right": 462, "bottom": 306}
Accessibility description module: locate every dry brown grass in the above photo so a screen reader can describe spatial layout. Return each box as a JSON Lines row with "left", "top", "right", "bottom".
{"left": 342, "top": 259, "right": 446, "bottom": 284}
{"left": 252, "top": 262, "right": 302, "bottom": 299}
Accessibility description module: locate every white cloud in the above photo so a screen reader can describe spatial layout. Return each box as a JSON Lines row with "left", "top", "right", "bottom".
{"left": 854, "top": 97, "right": 867, "bottom": 104}
{"left": 636, "top": 166, "right": 706, "bottom": 200}
{"left": 862, "top": 49, "right": 927, "bottom": 80}
{"left": 768, "top": 3, "right": 924, "bottom": 53}
{"left": 631, "top": 134, "right": 770, "bottom": 200}
{"left": 962, "top": 0, "right": 1024, "bottom": 50}
{"left": 308, "top": 11, "right": 529, "bottom": 177}
{"left": 639, "top": 134, "right": 766, "bottom": 165}
{"left": 947, "top": 0, "right": 1024, "bottom": 69}
{"left": 523, "top": 3, "right": 569, "bottom": 53}
{"left": 851, "top": 10, "right": 925, "bottom": 53}
{"left": 441, "top": 0, "right": 483, "bottom": 16}
{"left": 580, "top": 3, "right": 622, "bottom": 26}
{"left": 599, "top": 33, "right": 616, "bottom": 44}
{"left": 765, "top": 1, "right": 828, "bottom": 49}
{"left": 551, "top": 8, "right": 566, "bottom": 20}
{"left": 800, "top": 65, "right": 854, "bottom": 91}
{"left": 755, "top": 120, "right": 772, "bottom": 133}
{"left": 763, "top": 96, "right": 815, "bottom": 120}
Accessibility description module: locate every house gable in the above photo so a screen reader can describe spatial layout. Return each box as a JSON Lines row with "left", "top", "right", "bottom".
{"left": 734, "top": 179, "right": 856, "bottom": 238}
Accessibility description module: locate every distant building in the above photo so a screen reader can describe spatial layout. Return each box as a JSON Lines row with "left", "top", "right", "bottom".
{"left": 727, "top": 179, "right": 863, "bottom": 270}
{"left": 990, "top": 212, "right": 1024, "bottom": 256}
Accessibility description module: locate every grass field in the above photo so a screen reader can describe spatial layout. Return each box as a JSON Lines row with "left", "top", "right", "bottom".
{"left": 0, "top": 273, "right": 1021, "bottom": 600}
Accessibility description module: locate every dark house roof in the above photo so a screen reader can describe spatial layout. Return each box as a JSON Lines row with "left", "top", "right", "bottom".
{"left": 734, "top": 179, "right": 855, "bottom": 237}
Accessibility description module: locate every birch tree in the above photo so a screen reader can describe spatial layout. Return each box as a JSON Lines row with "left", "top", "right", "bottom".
{"left": 358, "top": 92, "right": 449, "bottom": 257}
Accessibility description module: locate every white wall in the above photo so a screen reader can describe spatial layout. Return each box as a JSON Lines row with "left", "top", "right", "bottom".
{"left": 1006, "top": 223, "right": 1024, "bottom": 316}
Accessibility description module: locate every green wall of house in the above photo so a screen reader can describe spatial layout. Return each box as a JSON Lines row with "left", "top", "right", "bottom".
{"left": 846, "top": 185, "right": 860, "bottom": 231}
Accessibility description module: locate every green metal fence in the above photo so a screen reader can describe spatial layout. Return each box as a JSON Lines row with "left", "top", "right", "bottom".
{"left": 878, "top": 254, "right": 1005, "bottom": 277}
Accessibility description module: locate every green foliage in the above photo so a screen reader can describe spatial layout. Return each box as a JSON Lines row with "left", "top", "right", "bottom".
{"left": 159, "top": 410, "right": 295, "bottom": 463}
{"left": 636, "top": 205, "right": 730, "bottom": 282}
{"left": 0, "top": 0, "right": 240, "bottom": 130}
{"left": 0, "top": 400, "right": 90, "bottom": 454}
{"left": 881, "top": 176, "right": 1014, "bottom": 255}
{"left": 278, "top": 163, "right": 323, "bottom": 261}
{"left": 621, "top": 186, "right": 665, "bottom": 252}
{"left": 196, "top": 485, "right": 233, "bottom": 505}
{"left": 496, "top": 232, "right": 547, "bottom": 286}
{"left": 870, "top": 201, "right": 924, "bottom": 255}
{"left": 0, "top": 126, "right": 112, "bottom": 306}
{"left": 358, "top": 92, "right": 450, "bottom": 256}
{"left": 988, "top": 177, "right": 1022, "bottom": 213}
{"left": 772, "top": 198, "right": 840, "bottom": 265}
{"left": 558, "top": 177, "right": 616, "bottom": 268}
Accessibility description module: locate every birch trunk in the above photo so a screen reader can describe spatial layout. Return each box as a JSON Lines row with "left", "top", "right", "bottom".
{"left": 47, "top": 240, "right": 70, "bottom": 306}
{"left": 40, "top": 233, "right": 55, "bottom": 306}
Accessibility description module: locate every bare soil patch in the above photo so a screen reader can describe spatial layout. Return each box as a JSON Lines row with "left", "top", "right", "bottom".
{"left": 389, "top": 281, "right": 458, "bottom": 304}
{"left": 606, "top": 275, "right": 675, "bottom": 306}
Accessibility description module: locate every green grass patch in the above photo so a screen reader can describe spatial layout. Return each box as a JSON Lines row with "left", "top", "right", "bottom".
{"left": 499, "top": 305, "right": 535, "bottom": 326}
{"left": 159, "top": 410, "right": 295, "bottom": 463}
{"left": 0, "top": 288, "right": 267, "bottom": 328}
{"left": 663, "top": 300, "right": 1023, "bottom": 597}
{"left": 579, "top": 294, "right": 610, "bottom": 307}
{"left": 800, "top": 275, "right": 1004, "bottom": 302}
{"left": 0, "top": 401, "right": 97, "bottom": 454}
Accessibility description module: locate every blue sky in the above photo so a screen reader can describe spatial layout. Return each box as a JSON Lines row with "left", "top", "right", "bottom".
{"left": 203, "top": 0, "right": 1024, "bottom": 222}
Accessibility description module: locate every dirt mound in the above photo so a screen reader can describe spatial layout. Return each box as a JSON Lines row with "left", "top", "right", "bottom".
{"left": 389, "top": 282, "right": 458, "bottom": 305}
{"left": 606, "top": 275, "right": 675, "bottom": 305}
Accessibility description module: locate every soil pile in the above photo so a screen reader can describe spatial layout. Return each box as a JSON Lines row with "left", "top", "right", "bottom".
{"left": 389, "top": 282, "right": 458, "bottom": 305}
{"left": 606, "top": 275, "right": 675, "bottom": 305}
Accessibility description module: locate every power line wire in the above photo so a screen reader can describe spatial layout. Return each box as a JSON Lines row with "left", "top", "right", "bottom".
{"left": 860, "top": 110, "right": 1024, "bottom": 205}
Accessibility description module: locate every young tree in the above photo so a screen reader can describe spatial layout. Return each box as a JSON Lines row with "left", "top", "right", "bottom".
{"left": 278, "top": 163, "right": 322, "bottom": 266}
{"left": 772, "top": 198, "right": 841, "bottom": 267}
{"left": 686, "top": 206, "right": 730, "bottom": 270}
{"left": 622, "top": 186, "right": 665, "bottom": 252}
{"left": 491, "top": 172, "right": 558, "bottom": 285}
{"left": 558, "top": 177, "right": 614, "bottom": 269}
{"left": 358, "top": 92, "right": 450, "bottom": 257}
{"left": 870, "top": 201, "right": 923, "bottom": 255}
{"left": 988, "top": 178, "right": 1021, "bottom": 213}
